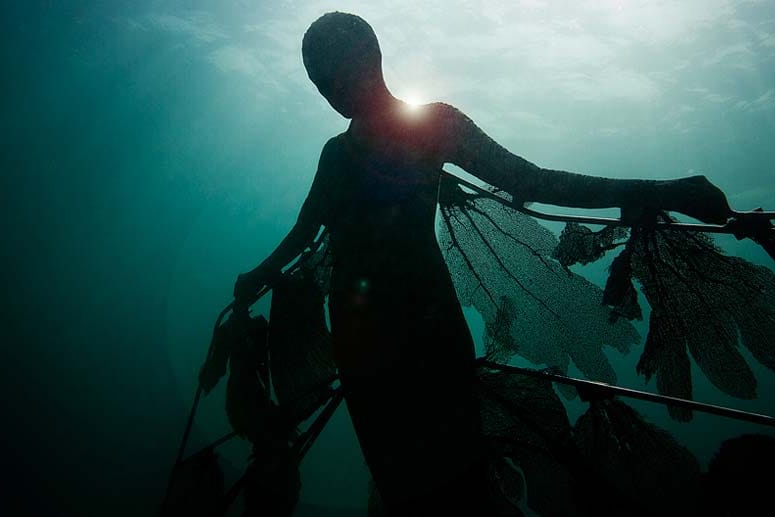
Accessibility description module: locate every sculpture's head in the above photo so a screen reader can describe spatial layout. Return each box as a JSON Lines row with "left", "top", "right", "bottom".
{"left": 302, "top": 12, "right": 388, "bottom": 118}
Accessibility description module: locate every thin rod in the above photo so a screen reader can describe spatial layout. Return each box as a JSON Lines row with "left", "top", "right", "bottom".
{"left": 294, "top": 388, "right": 345, "bottom": 461}
{"left": 479, "top": 360, "right": 775, "bottom": 428}
{"left": 178, "top": 431, "right": 239, "bottom": 467}
{"left": 174, "top": 303, "right": 234, "bottom": 465}
{"left": 218, "top": 475, "right": 246, "bottom": 516}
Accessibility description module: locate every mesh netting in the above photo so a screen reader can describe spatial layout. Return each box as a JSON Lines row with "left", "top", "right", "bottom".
{"left": 268, "top": 239, "right": 336, "bottom": 424}
{"left": 573, "top": 398, "right": 701, "bottom": 515}
{"left": 630, "top": 224, "right": 775, "bottom": 419}
{"left": 552, "top": 222, "right": 629, "bottom": 269}
{"left": 477, "top": 367, "right": 578, "bottom": 515}
{"left": 438, "top": 178, "right": 640, "bottom": 387}
{"left": 554, "top": 215, "right": 775, "bottom": 420}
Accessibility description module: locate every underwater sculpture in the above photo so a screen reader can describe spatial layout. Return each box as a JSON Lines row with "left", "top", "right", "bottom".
{"left": 228, "top": 11, "right": 737, "bottom": 516}
{"left": 164, "top": 11, "right": 775, "bottom": 517}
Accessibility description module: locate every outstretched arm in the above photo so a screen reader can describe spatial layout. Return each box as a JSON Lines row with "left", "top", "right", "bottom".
{"left": 435, "top": 104, "right": 731, "bottom": 224}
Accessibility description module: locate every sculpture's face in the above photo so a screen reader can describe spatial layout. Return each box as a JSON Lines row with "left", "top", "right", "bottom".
{"left": 308, "top": 59, "right": 379, "bottom": 118}
{"left": 302, "top": 13, "right": 384, "bottom": 119}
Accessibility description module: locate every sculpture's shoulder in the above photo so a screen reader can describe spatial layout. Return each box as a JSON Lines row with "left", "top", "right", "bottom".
{"left": 417, "top": 102, "right": 473, "bottom": 158}
{"left": 321, "top": 132, "right": 348, "bottom": 158}
{"left": 425, "top": 101, "right": 469, "bottom": 125}
{"left": 315, "top": 132, "right": 354, "bottom": 176}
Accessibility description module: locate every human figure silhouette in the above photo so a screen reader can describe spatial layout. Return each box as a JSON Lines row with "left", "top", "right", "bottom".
{"left": 234, "top": 12, "right": 732, "bottom": 515}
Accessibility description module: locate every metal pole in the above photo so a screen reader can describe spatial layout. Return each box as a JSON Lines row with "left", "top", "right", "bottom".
{"left": 174, "top": 303, "right": 234, "bottom": 465}
{"left": 295, "top": 387, "right": 345, "bottom": 461}
{"left": 479, "top": 359, "right": 775, "bottom": 428}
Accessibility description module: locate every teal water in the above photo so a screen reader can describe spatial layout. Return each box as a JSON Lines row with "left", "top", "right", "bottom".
{"left": 3, "top": 1, "right": 775, "bottom": 515}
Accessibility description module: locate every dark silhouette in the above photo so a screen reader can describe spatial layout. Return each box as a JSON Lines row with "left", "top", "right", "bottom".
{"left": 699, "top": 434, "right": 775, "bottom": 516}
{"left": 234, "top": 12, "right": 732, "bottom": 514}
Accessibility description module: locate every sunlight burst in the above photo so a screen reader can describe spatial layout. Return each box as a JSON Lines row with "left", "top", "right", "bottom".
{"left": 401, "top": 92, "right": 426, "bottom": 111}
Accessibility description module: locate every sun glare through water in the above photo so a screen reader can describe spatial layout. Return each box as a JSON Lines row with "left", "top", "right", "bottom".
{"left": 401, "top": 91, "right": 425, "bottom": 110}
{"left": 400, "top": 92, "right": 426, "bottom": 117}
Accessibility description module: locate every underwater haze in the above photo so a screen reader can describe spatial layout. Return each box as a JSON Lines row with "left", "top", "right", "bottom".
{"left": 3, "top": 1, "right": 775, "bottom": 515}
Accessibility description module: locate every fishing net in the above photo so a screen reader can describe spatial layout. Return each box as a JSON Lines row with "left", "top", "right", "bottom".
{"left": 438, "top": 177, "right": 640, "bottom": 390}
{"left": 197, "top": 234, "right": 336, "bottom": 440}
{"left": 573, "top": 398, "right": 701, "bottom": 515}
{"left": 224, "top": 314, "right": 284, "bottom": 443}
{"left": 553, "top": 222, "right": 629, "bottom": 269}
{"left": 556, "top": 215, "right": 775, "bottom": 420}
{"left": 630, "top": 223, "right": 775, "bottom": 419}
{"left": 477, "top": 367, "right": 707, "bottom": 516}
{"left": 268, "top": 237, "right": 336, "bottom": 425}
{"left": 477, "top": 367, "right": 579, "bottom": 515}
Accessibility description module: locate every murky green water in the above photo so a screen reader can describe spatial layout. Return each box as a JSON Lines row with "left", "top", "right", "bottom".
{"left": 3, "top": 2, "right": 774, "bottom": 515}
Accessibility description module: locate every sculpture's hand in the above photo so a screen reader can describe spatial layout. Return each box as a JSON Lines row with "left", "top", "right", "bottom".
{"left": 233, "top": 267, "right": 271, "bottom": 308}
{"left": 669, "top": 175, "right": 732, "bottom": 225}
{"left": 620, "top": 175, "right": 732, "bottom": 227}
